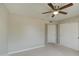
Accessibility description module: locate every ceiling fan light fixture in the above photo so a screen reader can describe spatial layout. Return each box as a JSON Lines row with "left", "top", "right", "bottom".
{"left": 53, "top": 11, "right": 59, "bottom": 15}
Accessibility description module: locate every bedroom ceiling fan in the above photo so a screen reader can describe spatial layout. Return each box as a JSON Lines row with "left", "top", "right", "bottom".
{"left": 42, "top": 3, "right": 73, "bottom": 17}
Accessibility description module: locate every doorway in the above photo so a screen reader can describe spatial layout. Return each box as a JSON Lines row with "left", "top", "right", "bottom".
{"left": 45, "top": 24, "right": 59, "bottom": 45}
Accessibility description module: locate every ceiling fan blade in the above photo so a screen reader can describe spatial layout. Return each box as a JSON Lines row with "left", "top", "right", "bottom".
{"left": 59, "top": 11, "right": 67, "bottom": 15}
{"left": 42, "top": 11, "right": 52, "bottom": 14}
{"left": 59, "top": 3, "right": 73, "bottom": 10}
{"left": 52, "top": 14, "right": 55, "bottom": 17}
{"left": 48, "top": 3, "right": 55, "bottom": 10}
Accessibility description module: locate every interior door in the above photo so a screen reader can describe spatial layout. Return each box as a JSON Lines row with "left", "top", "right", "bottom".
{"left": 60, "top": 22, "right": 79, "bottom": 50}
{"left": 47, "top": 24, "right": 56, "bottom": 44}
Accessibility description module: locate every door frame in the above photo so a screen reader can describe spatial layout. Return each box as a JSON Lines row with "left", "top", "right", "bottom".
{"left": 45, "top": 24, "right": 60, "bottom": 45}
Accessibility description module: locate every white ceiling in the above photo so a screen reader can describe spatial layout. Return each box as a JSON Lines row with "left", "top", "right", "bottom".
{"left": 4, "top": 3, "right": 79, "bottom": 21}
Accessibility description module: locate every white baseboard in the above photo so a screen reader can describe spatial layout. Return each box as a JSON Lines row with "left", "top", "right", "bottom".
{"left": 8, "top": 45, "right": 45, "bottom": 55}
{"left": 58, "top": 44, "right": 79, "bottom": 51}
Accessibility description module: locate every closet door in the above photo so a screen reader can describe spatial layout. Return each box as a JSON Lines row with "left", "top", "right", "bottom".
{"left": 60, "top": 22, "right": 79, "bottom": 50}
{"left": 47, "top": 24, "right": 56, "bottom": 44}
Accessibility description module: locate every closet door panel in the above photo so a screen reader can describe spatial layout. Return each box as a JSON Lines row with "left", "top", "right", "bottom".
{"left": 47, "top": 25, "right": 56, "bottom": 43}
{"left": 60, "top": 23, "right": 79, "bottom": 50}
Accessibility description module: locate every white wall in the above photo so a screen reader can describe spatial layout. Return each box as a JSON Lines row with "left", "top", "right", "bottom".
{"left": 0, "top": 4, "right": 8, "bottom": 55}
{"left": 47, "top": 24, "right": 56, "bottom": 43}
{"left": 8, "top": 14, "right": 45, "bottom": 53}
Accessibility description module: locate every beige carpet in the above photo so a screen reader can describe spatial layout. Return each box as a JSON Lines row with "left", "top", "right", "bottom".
{"left": 10, "top": 43, "right": 79, "bottom": 56}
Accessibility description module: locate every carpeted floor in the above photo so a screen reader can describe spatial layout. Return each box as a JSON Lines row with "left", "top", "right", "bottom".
{"left": 9, "top": 43, "right": 79, "bottom": 56}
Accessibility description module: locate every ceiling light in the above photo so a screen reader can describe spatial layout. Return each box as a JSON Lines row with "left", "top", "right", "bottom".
{"left": 53, "top": 11, "right": 59, "bottom": 15}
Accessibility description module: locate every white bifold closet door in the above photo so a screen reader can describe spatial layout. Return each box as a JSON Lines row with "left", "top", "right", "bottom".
{"left": 47, "top": 24, "right": 56, "bottom": 44}
{"left": 60, "top": 22, "right": 79, "bottom": 50}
